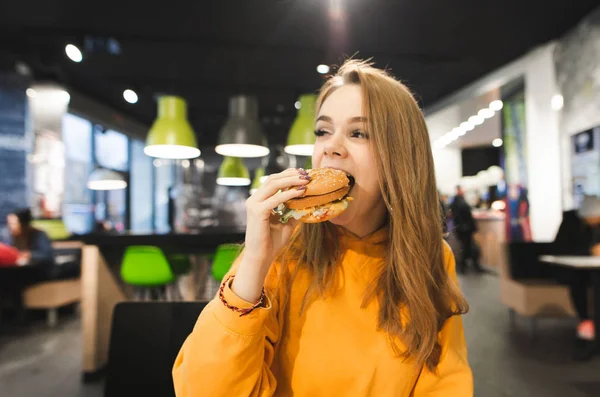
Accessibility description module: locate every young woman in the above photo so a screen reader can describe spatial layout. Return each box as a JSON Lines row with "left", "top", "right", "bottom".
{"left": 173, "top": 60, "right": 472, "bottom": 396}
{"left": 2, "top": 208, "right": 54, "bottom": 270}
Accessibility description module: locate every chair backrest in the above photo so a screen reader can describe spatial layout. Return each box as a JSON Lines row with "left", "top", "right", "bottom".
{"left": 104, "top": 301, "right": 207, "bottom": 397}
{"left": 121, "top": 246, "right": 175, "bottom": 286}
{"left": 211, "top": 244, "right": 242, "bottom": 281}
{"left": 31, "top": 219, "right": 71, "bottom": 240}
{"left": 508, "top": 242, "right": 555, "bottom": 280}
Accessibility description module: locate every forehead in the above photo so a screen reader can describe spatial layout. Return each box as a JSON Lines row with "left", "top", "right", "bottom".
{"left": 318, "top": 84, "right": 363, "bottom": 120}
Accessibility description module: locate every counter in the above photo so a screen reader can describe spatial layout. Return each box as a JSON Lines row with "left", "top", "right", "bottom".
{"left": 473, "top": 210, "right": 506, "bottom": 271}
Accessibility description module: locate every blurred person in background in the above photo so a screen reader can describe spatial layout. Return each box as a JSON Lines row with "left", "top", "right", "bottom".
{"left": 0, "top": 208, "right": 56, "bottom": 317}
{"left": 1, "top": 208, "right": 54, "bottom": 269}
{"left": 553, "top": 195, "right": 600, "bottom": 361}
{"left": 450, "top": 186, "right": 483, "bottom": 273}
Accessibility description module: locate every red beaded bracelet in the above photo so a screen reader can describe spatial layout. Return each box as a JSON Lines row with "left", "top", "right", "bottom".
{"left": 219, "top": 274, "right": 266, "bottom": 317}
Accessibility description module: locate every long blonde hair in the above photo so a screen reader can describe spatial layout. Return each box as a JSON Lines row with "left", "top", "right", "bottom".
{"left": 279, "top": 59, "right": 468, "bottom": 371}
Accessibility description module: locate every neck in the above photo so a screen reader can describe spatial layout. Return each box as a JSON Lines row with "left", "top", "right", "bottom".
{"left": 340, "top": 208, "right": 388, "bottom": 238}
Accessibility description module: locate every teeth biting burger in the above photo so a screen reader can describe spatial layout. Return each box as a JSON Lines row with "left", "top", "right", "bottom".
{"left": 276, "top": 168, "right": 355, "bottom": 223}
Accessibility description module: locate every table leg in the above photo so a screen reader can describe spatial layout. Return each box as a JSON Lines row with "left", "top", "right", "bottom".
{"left": 592, "top": 270, "right": 600, "bottom": 354}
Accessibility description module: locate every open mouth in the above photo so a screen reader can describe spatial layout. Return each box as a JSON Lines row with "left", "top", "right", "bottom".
{"left": 346, "top": 173, "right": 355, "bottom": 189}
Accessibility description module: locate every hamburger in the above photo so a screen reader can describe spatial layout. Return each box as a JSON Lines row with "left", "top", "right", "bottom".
{"left": 276, "top": 168, "right": 354, "bottom": 223}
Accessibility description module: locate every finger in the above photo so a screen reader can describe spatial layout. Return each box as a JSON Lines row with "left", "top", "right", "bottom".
{"left": 266, "top": 168, "right": 308, "bottom": 182}
{"left": 260, "top": 185, "right": 308, "bottom": 212}
{"left": 253, "top": 172, "right": 310, "bottom": 202}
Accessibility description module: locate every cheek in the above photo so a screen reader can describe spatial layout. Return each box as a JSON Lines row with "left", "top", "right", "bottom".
{"left": 311, "top": 148, "right": 322, "bottom": 168}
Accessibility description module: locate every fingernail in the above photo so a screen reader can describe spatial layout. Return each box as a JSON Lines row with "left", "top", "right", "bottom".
{"left": 296, "top": 185, "right": 307, "bottom": 190}
{"left": 300, "top": 175, "right": 311, "bottom": 180}
{"left": 298, "top": 168, "right": 308, "bottom": 175}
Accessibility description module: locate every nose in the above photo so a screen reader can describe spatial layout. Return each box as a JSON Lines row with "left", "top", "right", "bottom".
{"left": 323, "top": 131, "right": 348, "bottom": 158}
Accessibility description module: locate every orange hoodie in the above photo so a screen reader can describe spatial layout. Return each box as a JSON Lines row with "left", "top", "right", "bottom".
{"left": 173, "top": 227, "right": 472, "bottom": 396}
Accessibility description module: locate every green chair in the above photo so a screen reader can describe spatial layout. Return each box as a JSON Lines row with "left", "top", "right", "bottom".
{"left": 211, "top": 244, "right": 242, "bottom": 281}
{"left": 167, "top": 253, "right": 192, "bottom": 276}
{"left": 31, "top": 219, "right": 71, "bottom": 241}
{"left": 121, "top": 246, "right": 175, "bottom": 300}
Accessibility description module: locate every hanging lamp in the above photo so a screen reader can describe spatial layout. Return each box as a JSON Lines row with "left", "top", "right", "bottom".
{"left": 263, "top": 145, "right": 287, "bottom": 182}
{"left": 144, "top": 96, "right": 200, "bottom": 159}
{"left": 215, "top": 95, "right": 269, "bottom": 158}
{"left": 87, "top": 168, "right": 127, "bottom": 190}
{"left": 216, "top": 156, "right": 251, "bottom": 186}
{"left": 284, "top": 94, "right": 317, "bottom": 156}
{"left": 250, "top": 167, "right": 265, "bottom": 195}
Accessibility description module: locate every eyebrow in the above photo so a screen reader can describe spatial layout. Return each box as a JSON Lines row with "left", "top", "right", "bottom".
{"left": 316, "top": 115, "right": 368, "bottom": 124}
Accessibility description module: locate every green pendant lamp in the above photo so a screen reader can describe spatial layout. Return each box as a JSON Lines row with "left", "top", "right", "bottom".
{"left": 215, "top": 95, "right": 269, "bottom": 158}
{"left": 284, "top": 94, "right": 317, "bottom": 156}
{"left": 250, "top": 167, "right": 265, "bottom": 195}
{"left": 216, "top": 156, "right": 251, "bottom": 186}
{"left": 144, "top": 96, "right": 200, "bottom": 159}
{"left": 304, "top": 156, "right": 312, "bottom": 170}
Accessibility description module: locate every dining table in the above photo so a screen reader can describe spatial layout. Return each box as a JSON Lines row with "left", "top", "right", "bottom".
{"left": 539, "top": 255, "right": 600, "bottom": 353}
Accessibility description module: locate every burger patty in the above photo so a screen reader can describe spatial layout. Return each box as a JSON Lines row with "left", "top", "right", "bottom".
{"left": 285, "top": 185, "right": 351, "bottom": 210}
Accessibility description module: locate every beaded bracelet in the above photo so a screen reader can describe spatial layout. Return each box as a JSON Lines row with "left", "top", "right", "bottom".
{"left": 219, "top": 274, "right": 266, "bottom": 317}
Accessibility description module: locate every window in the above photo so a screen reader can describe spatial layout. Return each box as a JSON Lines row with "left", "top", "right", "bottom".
{"left": 130, "top": 140, "right": 153, "bottom": 232}
{"left": 154, "top": 159, "right": 174, "bottom": 234}
{"left": 95, "top": 128, "right": 129, "bottom": 171}
{"left": 62, "top": 113, "right": 93, "bottom": 234}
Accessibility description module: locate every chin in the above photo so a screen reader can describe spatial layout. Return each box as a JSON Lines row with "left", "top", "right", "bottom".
{"left": 328, "top": 206, "right": 356, "bottom": 226}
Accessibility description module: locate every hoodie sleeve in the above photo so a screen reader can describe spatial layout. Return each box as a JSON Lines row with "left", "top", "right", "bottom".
{"left": 411, "top": 242, "right": 473, "bottom": 396}
{"left": 172, "top": 252, "right": 281, "bottom": 397}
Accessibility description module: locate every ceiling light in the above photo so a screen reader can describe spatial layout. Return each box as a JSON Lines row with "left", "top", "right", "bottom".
{"left": 317, "top": 64, "right": 330, "bottom": 74}
{"left": 123, "top": 89, "right": 138, "bottom": 104}
{"left": 251, "top": 167, "right": 266, "bottom": 192}
{"left": 469, "top": 115, "right": 484, "bottom": 125}
{"left": 26, "top": 88, "right": 36, "bottom": 98}
{"left": 460, "top": 121, "right": 474, "bottom": 132}
{"left": 215, "top": 95, "right": 270, "bottom": 158}
{"left": 145, "top": 96, "right": 200, "bottom": 159}
{"left": 551, "top": 94, "right": 564, "bottom": 111}
{"left": 87, "top": 168, "right": 127, "bottom": 190}
{"left": 478, "top": 108, "right": 495, "bottom": 119}
{"left": 492, "top": 138, "right": 503, "bottom": 147}
{"left": 216, "top": 157, "right": 251, "bottom": 186}
{"left": 489, "top": 100, "right": 503, "bottom": 111}
{"left": 454, "top": 126, "right": 466, "bottom": 136}
{"left": 294, "top": 101, "right": 302, "bottom": 110}
{"left": 65, "top": 44, "right": 83, "bottom": 63}
{"left": 285, "top": 94, "right": 317, "bottom": 156}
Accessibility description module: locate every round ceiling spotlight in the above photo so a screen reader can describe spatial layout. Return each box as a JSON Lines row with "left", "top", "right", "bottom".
{"left": 65, "top": 44, "right": 83, "bottom": 63}
{"left": 489, "top": 100, "right": 504, "bottom": 111}
{"left": 551, "top": 94, "right": 564, "bottom": 111}
{"left": 123, "top": 89, "right": 138, "bottom": 104}
{"left": 317, "top": 64, "right": 330, "bottom": 74}
{"left": 478, "top": 108, "right": 495, "bottom": 119}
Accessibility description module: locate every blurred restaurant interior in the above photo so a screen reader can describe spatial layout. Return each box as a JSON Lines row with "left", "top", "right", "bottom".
{"left": 1, "top": 1, "right": 600, "bottom": 396}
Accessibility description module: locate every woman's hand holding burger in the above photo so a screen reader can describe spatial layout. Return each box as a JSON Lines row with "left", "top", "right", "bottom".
{"left": 231, "top": 168, "right": 311, "bottom": 302}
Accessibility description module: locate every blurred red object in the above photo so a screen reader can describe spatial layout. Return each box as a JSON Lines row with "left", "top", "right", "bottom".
{"left": 0, "top": 243, "right": 19, "bottom": 266}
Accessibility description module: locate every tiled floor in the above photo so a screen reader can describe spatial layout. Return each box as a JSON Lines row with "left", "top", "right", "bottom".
{"left": 0, "top": 272, "right": 599, "bottom": 396}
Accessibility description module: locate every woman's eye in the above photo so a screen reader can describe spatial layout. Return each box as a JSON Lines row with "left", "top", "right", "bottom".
{"left": 314, "top": 129, "right": 328, "bottom": 137}
{"left": 351, "top": 130, "right": 368, "bottom": 139}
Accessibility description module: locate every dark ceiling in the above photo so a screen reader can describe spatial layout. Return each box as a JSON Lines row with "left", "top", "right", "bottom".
{"left": 0, "top": 0, "right": 598, "bottom": 147}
